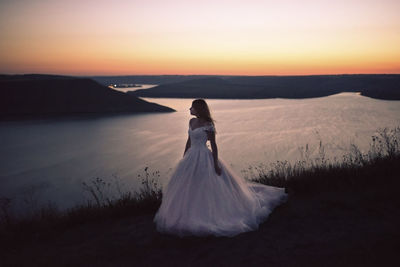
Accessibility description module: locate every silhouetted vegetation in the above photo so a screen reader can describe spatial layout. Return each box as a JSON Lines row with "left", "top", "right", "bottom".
{"left": 246, "top": 127, "right": 400, "bottom": 194}
{"left": 0, "top": 167, "right": 162, "bottom": 249}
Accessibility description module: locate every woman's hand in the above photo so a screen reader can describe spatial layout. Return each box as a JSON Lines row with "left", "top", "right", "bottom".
{"left": 214, "top": 163, "right": 222, "bottom": 176}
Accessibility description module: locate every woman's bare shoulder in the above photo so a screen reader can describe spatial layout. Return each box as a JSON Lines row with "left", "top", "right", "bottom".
{"left": 189, "top": 118, "right": 213, "bottom": 128}
{"left": 189, "top": 118, "right": 197, "bottom": 126}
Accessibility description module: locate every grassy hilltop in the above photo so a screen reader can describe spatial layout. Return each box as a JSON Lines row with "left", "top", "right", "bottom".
{"left": 0, "top": 127, "right": 399, "bottom": 266}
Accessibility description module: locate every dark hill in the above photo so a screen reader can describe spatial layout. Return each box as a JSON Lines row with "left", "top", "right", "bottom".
{"left": 128, "top": 74, "right": 400, "bottom": 100}
{"left": 0, "top": 74, "right": 174, "bottom": 120}
{"left": 129, "top": 76, "right": 263, "bottom": 99}
{"left": 90, "top": 75, "right": 215, "bottom": 86}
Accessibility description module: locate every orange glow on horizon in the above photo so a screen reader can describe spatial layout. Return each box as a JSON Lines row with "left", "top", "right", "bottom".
{"left": 0, "top": 0, "right": 399, "bottom": 76}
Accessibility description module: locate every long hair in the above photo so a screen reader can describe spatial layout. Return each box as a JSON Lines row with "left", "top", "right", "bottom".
{"left": 192, "top": 99, "right": 216, "bottom": 127}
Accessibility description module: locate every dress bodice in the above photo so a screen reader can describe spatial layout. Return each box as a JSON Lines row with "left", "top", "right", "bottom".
{"left": 188, "top": 124, "right": 215, "bottom": 148}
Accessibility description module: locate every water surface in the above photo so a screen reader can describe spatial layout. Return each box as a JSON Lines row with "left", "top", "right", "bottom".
{"left": 1, "top": 93, "right": 399, "bottom": 215}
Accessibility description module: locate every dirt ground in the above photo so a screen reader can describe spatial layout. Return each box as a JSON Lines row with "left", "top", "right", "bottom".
{"left": 2, "top": 188, "right": 399, "bottom": 267}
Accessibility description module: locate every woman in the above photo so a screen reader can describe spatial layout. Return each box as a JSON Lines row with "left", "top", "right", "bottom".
{"left": 153, "top": 99, "right": 287, "bottom": 237}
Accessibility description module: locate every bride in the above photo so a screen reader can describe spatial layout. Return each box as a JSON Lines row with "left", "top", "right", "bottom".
{"left": 153, "top": 99, "right": 287, "bottom": 237}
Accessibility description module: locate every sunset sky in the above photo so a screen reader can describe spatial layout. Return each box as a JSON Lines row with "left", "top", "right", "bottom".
{"left": 0, "top": 0, "right": 399, "bottom": 76}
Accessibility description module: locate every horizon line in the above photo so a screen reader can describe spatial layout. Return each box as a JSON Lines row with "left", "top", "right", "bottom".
{"left": 2, "top": 72, "right": 400, "bottom": 77}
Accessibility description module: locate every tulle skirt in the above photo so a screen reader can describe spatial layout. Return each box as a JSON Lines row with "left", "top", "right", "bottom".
{"left": 153, "top": 145, "right": 287, "bottom": 237}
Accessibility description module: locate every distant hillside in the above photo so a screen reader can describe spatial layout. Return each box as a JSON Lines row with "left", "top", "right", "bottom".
{"left": 89, "top": 75, "right": 216, "bottom": 86}
{"left": 0, "top": 74, "right": 174, "bottom": 120}
{"left": 127, "top": 74, "right": 400, "bottom": 100}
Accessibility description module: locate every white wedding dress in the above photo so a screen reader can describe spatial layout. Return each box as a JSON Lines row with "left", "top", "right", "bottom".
{"left": 153, "top": 123, "right": 287, "bottom": 237}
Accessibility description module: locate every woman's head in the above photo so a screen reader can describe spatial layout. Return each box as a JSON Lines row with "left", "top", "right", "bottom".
{"left": 190, "top": 99, "right": 215, "bottom": 124}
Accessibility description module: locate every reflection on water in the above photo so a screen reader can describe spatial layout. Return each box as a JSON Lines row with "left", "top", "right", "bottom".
{"left": 111, "top": 84, "right": 158, "bottom": 93}
{"left": 1, "top": 93, "right": 400, "bottom": 215}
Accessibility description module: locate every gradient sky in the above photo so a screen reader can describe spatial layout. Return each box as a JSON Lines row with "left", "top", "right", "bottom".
{"left": 0, "top": 0, "right": 399, "bottom": 75}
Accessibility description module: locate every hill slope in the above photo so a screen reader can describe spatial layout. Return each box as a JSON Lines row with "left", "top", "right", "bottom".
{"left": 0, "top": 74, "right": 174, "bottom": 119}
{"left": 128, "top": 74, "right": 400, "bottom": 100}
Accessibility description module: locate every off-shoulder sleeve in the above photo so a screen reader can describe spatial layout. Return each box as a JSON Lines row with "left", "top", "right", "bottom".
{"left": 205, "top": 124, "right": 215, "bottom": 132}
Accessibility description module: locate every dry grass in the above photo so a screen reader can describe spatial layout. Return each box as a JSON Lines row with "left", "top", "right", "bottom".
{"left": 245, "top": 127, "right": 400, "bottom": 194}
{"left": 0, "top": 167, "right": 162, "bottom": 247}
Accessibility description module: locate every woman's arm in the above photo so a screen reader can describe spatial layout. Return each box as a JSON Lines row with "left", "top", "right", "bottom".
{"left": 207, "top": 130, "right": 222, "bottom": 176}
{"left": 183, "top": 135, "right": 191, "bottom": 156}
{"left": 184, "top": 118, "right": 196, "bottom": 157}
